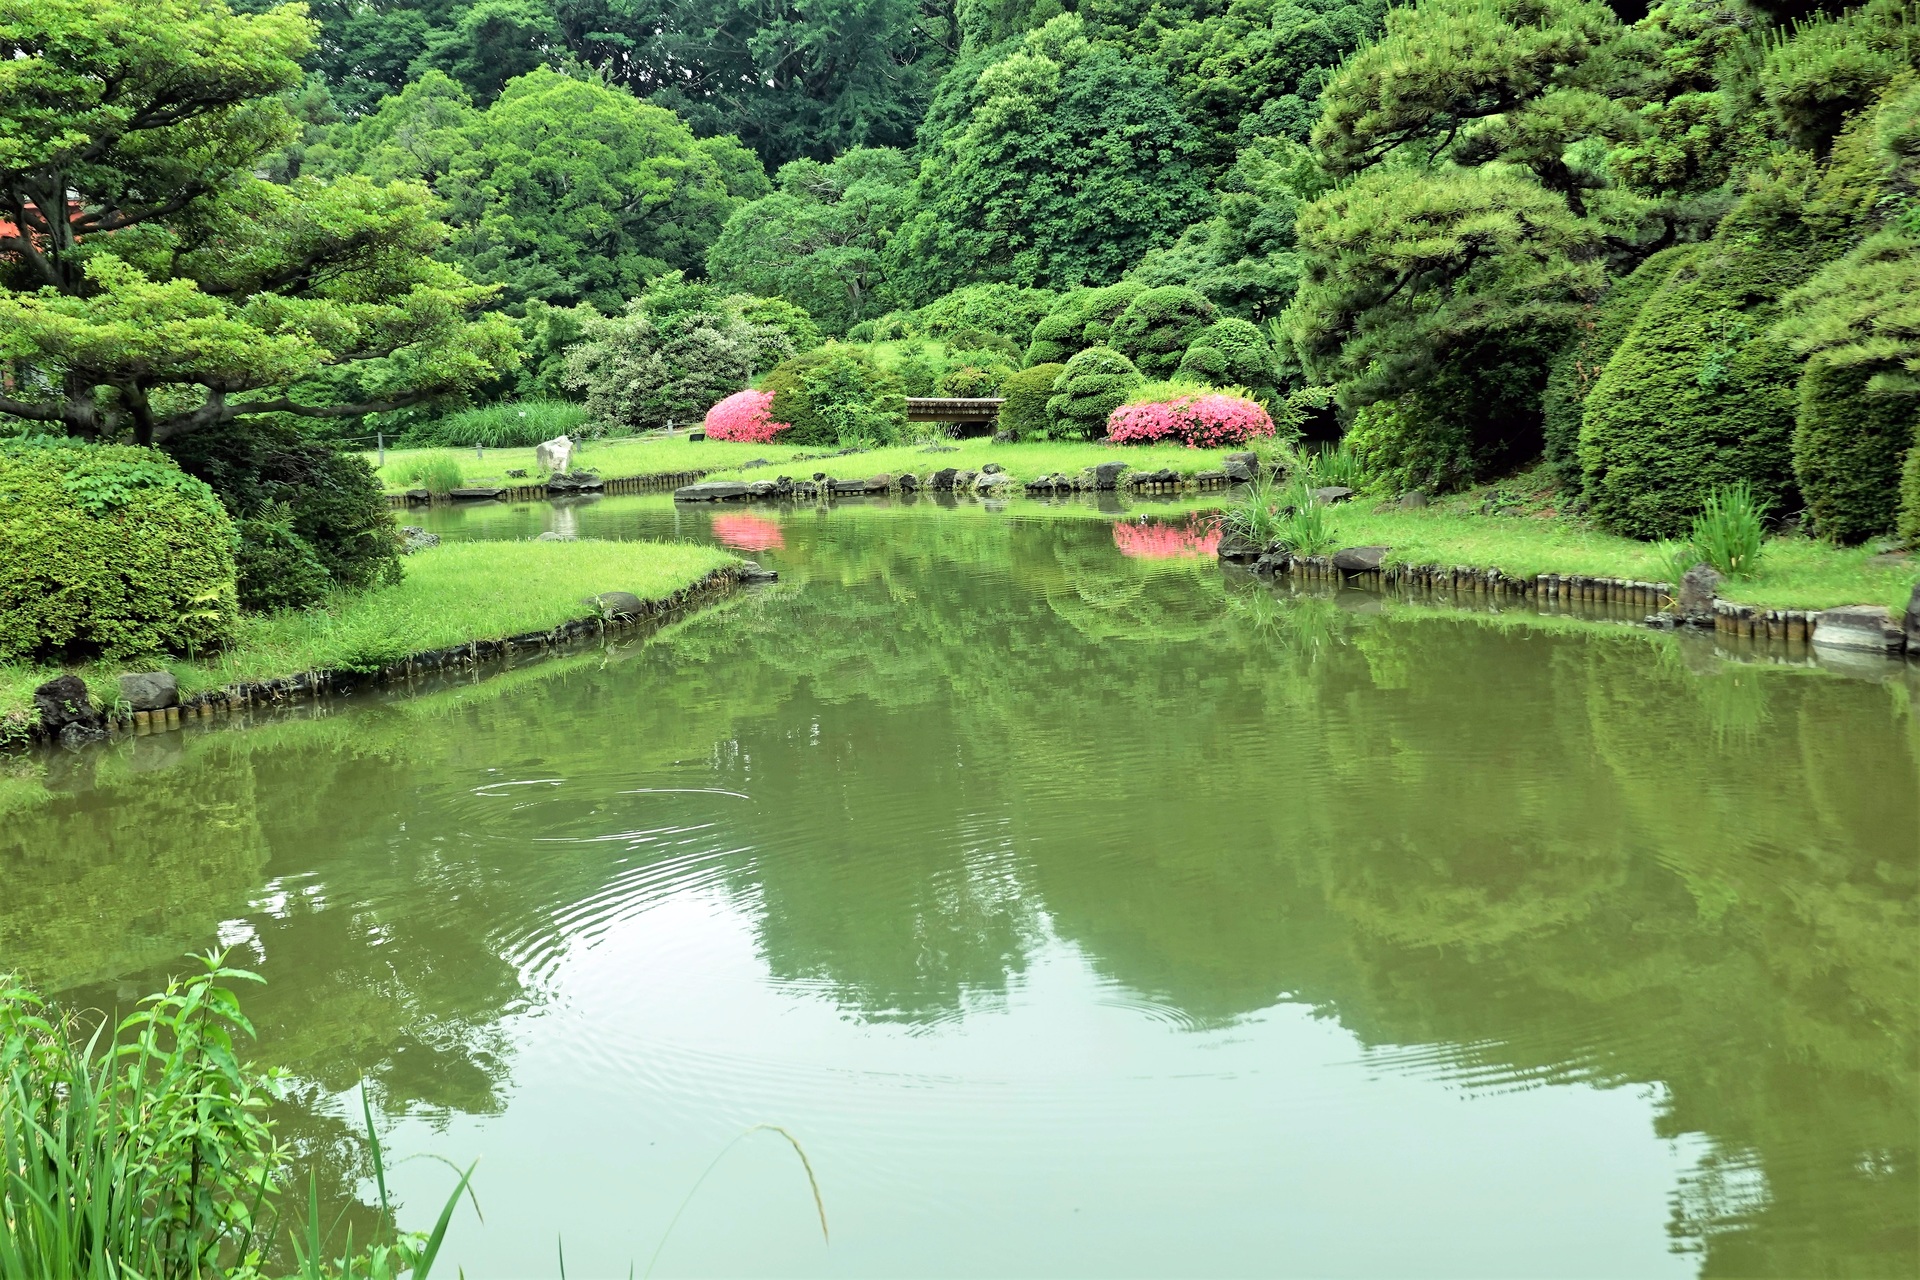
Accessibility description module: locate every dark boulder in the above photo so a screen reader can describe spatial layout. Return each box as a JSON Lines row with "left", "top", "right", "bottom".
{"left": 1092, "top": 462, "right": 1129, "bottom": 489}
{"left": 930, "top": 468, "right": 959, "bottom": 490}
{"left": 1223, "top": 458, "right": 1255, "bottom": 483}
{"left": 981, "top": 462, "right": 1004, "bottom": 475}
{"left": 1678, "top": 563, "right": 1721, "bottom": 623}
{"left": 737, "top": 560, "right": 779, "bottom": 584}
{"left": 1217, "top": 533, "right": 1262, "bottom": 561}
{"left": 35, "top": 675, "right": 102, "bottom": 741}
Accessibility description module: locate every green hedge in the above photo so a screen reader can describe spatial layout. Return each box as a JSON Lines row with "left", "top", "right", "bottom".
{"left": 1579, "top": 199, "right": 1817, "bottom": 539}
{"left": 999, "top": 363, "right": 1065, "bottom": 440}
{"left": 1110, "top": 286, "right": 1215, "bottom": 378}
{"left": 0, "top": 440, "right": 238, "bottom": 662}
{"left": 1047, "top": 346, "right": 1143, "bottom": 439}
{"left": 1899, "top": 425, "right": 1920, "bottom": 544}
{"left": 763, "top": 345, "right": 909, "bottom": 447}
{"left": 1793, "top": 360, "right": 1918, "bottom": 543}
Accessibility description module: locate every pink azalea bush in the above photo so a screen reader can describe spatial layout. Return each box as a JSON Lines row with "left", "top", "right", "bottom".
{"left": 1106, "top": 391, "right": 1275, "bottom": 448}
{"left": 704, "top": 389, "right": 790, "bottom": 443}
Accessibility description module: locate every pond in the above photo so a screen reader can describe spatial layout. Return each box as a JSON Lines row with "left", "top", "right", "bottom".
{"left": 5, "top": 494, "right": 1915, "bottom": 1277}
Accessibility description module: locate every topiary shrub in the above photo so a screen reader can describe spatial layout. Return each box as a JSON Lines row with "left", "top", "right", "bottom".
{"left": 233, "top": 514, "right": 332, "bottom": 612}
{"left": 0, "top": 440, "right": 238, "bottom": 662}
{"left": 565, "top": 304, "right": 794, "bottom": 432}
{"left": 1046, "top": 346, "right": 1143, "bottom": 439}
{"left": 761, "top": 345, "right": 909, "bottom": 446}
{"left": 1110, "top": 286, "right": 1215, "bottom": 378}
{"left": 1176, "top": 318, "right": 1276, "bottom": 398}
{"left": 1540, "top": 246, "right": 1696, "bottom": 489}
{"left": 1024, "top": 282, "right": 1145, "bottom": 366}
{"left": 999, "top": 363, "right": 1065, "bottom": 439}
{"left": 1792, "top": 360, "right": 1919, "bottom": 543}
{"left": 165, "top": 419, "right": 401, "bottom": 599}
{"left": 1579, "top": 187, "right": 1823, "bottom": 539}
{"left": 939, "top": 362, "right": 1012, "bottom": 397}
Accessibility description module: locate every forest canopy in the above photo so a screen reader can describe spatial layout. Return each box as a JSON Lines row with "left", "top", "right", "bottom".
{"left": 3, "top": 0, "right": 1917, "bottom": 541}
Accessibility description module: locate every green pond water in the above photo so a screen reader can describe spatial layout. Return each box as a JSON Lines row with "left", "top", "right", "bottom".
{"left": 4, "top": 494, "right": 1916, "bottom": 1277}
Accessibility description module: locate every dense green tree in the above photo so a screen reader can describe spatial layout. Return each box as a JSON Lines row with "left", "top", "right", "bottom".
{"left": 760, "top": 344, "right": 910, "bottom": 445}
{"left": 1154, "top": 0, "right": 1389, "bottom": 168}
{"left": 563, "top": 288, "right": 793, "bottom": 430}
{"left": 440, "top": 69, "right": 761, "bottom": 311}
{"left": 887, "top": 15, "right": 1210, "bottom": 301}
{"left": 0, "top": 0, "right": 518, "bottom": 445}
{"left": 1023, "top": 280, "right": 1144, "bottom": 365}
{"left": 1287, "top": 165, "right": 1603, "bottom": 409}
{"left": 705, "top": 149, "right": 917, "bottom": 335}
{"left": 1128, "top": 135, "right": 1327, "bottom": 320}
{"left": 915, "top": 281, "right": 1057, "bottom": 345}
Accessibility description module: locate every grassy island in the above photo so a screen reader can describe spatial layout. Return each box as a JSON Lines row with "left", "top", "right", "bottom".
{"left": 0, "top": 540, "right": 735, "bottom": 740}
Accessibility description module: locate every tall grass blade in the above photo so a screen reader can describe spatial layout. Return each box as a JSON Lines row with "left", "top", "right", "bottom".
{"left": 643, "top": 1125, "right": 829, "bottom": 1279}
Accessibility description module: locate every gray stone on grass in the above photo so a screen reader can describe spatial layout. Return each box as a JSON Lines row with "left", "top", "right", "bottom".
{"left": 980, "top": 462, "right": 1004, "bottom": 475}
{"left": 1223, "top": 458, "right": 1255, "bottom": 483}
{"left": 1092, "top": 462, "right": 1129, "bottom": 489}
{"left": 587, "top": 591, "right": 645, "bottom": 619}
{"left": 674, "top": 481, "right": 750, "bottom": 501}
{"left": 1813, "top": 604, "right": 1907, "bottom": 653}
{"left": 1332, "top": 545, "right": 1390, "bottom": 573}
{"left": 118, "top": 671, "right": 178, "bottom": 711}
{"left": 399, "top": 525, "right": 440, "bottom": 553}
{"left": 1396, "top": 490, "right": 1429, "bottom": 509}
{"left": 1311, "top": 486, "right": 1354, "bottom": 505}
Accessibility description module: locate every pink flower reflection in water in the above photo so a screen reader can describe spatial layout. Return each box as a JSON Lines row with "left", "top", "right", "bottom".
{"left": 1112, "top": 514, "right": 1221, "bottom": 559}
{"left": 711, "top": 512, "right": 786, "bottom": 552}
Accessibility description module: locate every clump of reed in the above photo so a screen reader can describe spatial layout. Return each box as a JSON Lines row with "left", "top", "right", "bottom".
{"left": 0, "top": 954, "right": 470, "bottom": 1280}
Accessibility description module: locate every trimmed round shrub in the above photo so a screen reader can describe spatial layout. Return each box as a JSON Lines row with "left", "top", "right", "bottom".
{"left": 565, "top": 306, "right": 794, "bottom": 432}
{"left": 1047, "top": 347, "right": 1144, "bottom": 440}
{"left": 1580, "top": 196, "right": 1820, "bottom": 539}
{"left": 1107, "top": 391, "right": 1276, "bottom": 448}
{"left": 1024, "top": 281, "right": 1145, "bottom": 366}
{"left": 1176, "top": 318, "right": 1275, "bottom": 396}
{"left": 1110, "top": 286, "right": 1215, "bottom": 378}
{"left": 704, "top": 389, "right": 791, "bottom": 444}
{"left": 166, "top": 420, "right": 400, "bottom": 597}
{"left": 938, "top": 354, "right": 1014, "bottom": 397}
{"left": 999, "top": 363, "right": 1065, "bottom": 440}
{"left": 1792, "top": 360, "right": 1919, "bottom": 543}
{"left": 915, "top": 284, "right": 1056, "bottom": 347}
{"left": 0, "top": 440, "right": 239, "bottom": 662}
{"left": 761, "top": 345, "right": 909, "bottom": 447}
{"left": 234, "top": 516, "right": 332, "bottom": 612}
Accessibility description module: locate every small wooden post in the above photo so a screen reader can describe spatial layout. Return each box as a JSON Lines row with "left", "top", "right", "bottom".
{"left": 377, "top": 432, "right": 385, "bottom": 467}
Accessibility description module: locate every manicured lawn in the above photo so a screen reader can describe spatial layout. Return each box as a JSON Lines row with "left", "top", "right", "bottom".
{"left": 700, "top": 437, "right": 1249, "bottom": 484}
{"left": 366, "top": 434, "right": 818, "bottom": 493}
{"left": 0, "top": 539, "right": 734, "bottom": 734}
{"left": 1308, "top": 505, "right": 1920, "bottom": 614}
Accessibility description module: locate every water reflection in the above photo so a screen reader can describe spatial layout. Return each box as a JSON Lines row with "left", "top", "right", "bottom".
{"left": 1, "top": 506, "right": 1913, "bottom": 1275}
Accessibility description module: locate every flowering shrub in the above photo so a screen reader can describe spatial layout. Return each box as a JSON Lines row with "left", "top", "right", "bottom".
{"left": 711, "top": 512, "right": 786, "bottom": 552}
{"left": 1112, "top": 514, "right": 1222, "bottom": 559}
{"left": 704, "top": 389, "right": 790, "bottom": 443}
{"left": 1106, "top": 391, "right": 1275, "bottom": 448}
